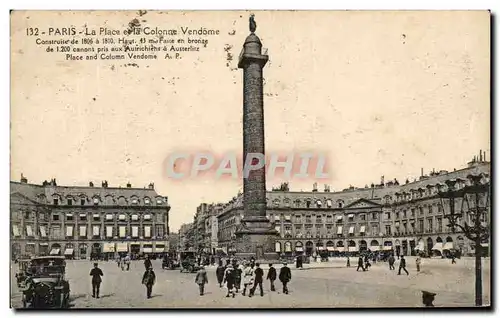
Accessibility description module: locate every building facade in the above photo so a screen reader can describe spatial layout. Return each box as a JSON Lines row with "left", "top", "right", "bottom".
{"left": 217, "top": 159, "right": 490, "bottom": 257}
{"left": 11, "top": 177, "right": 171, "bottom": 260}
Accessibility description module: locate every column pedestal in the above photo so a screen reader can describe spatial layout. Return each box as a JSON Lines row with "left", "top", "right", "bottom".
{"left": 234, "top": 217, "right": 279, "bottom": 261}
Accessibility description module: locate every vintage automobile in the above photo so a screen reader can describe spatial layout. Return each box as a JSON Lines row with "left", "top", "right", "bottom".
{"left": 15, "top": 259, "right": 32, "bottom": 288}
{"left": 162, "top": 254, "right": 180, "bottom": 270}
{"left": 179, "top": 251, "right": 201, "bottom": 273}
{"left": 21, "top": 256, "right": 70, "bottom": 308}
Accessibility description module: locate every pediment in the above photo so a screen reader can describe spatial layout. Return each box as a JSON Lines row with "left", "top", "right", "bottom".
{"left": 344, "top": 198, "right": 381, "bottom": 209}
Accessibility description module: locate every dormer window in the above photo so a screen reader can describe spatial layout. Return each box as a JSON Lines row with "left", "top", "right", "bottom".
{"left": 67, "top": 199, "right": 73, "bottom": 206}
{"left": 53, "top": 199, "right": 59, "bottom": 205}
{"left": 93, "top": 198, "right": 99, "bottom": 205}
{"left": 144, "top": 198, "right": 150, "bottom": 204}
{"left": 132, "top": 199, "right": 138, "bottom": 205}
{"left": 316, "top": 200, "right": 322, "bottom": 207}
{"left": 80, "top": 199, "right": 85, "bottom": 206}
{"left": 326, "top": 199, "right": 332, "bottom": 207}
{"left": 156, "top": 198, "right": 163, "bottom": 204}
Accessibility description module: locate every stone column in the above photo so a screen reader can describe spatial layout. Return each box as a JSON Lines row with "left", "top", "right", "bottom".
{"left": 234, "top": 16, "right": 278, "bottom": 260}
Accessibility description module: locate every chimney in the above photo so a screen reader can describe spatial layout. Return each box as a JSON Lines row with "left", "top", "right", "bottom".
{"left": 421, "top": 168, "right": 423, "bottom": 177}
{"left": 127, "top": 182, "right": 132, "bottom": 188}
{"left": 20, "top": 173, "right": 28, "bottom": 184}
{"left": 148, "top": 182, "right": 154, "bottom": 189}
{"left": 102, "top": 180, "right": 108, "bottom": 188}
{"left": 480, "top": 150, "right": 483, "bottom": 162}
{"left": 312, "top": 182, "right": 318, "bottom": 192}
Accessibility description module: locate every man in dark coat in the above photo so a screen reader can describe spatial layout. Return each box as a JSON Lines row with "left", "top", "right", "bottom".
{"left": 89, "top": 263, "right": 103, "bottom": 298}
{"left": 195, "top": 265, "right": 209, "bottom": 296}
{"left": 267, "top": 263, "right": 277, "bottom": 291}
{"left": 233, "top": 259, "right": 242, "bottom": 292}
{"left": 356, "top": 256, "right": 365, "bottom": 271}
{"left": 279, "top": 262, "right": 292, "bottom": 294}
{"left": 142, "top": 267, "right": 156, "bottom": 298}
{"left": 144, "top": 255, "right": 152, "bottom": 270}
{"left": 216, "top": 260, "right": 225, "bottom": 288}
{"left": 249, "top": 263, "right": 264, "bottom": 297}
{"left": 398, "top": 255, "right": 409, "bottom": 275}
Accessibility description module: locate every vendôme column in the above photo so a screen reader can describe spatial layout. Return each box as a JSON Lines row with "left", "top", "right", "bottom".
{"left": 235, "top": 14, "right": 278, "bottom": 261}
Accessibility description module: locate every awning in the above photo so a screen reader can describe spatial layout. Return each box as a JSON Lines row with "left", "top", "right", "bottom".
{"left": 326, "top": 246, "right": 335, "bottom": 251}
{"left": 116, "top": 243, "right": 128, "bottom": 252}
{"left": 119, "top": 226, "right": 126, "bottom": 238}
{"left": 360, "top": 226, "right": 366, "bottom": 233}
{"left": 337, "top": 226, "right": 343, "bottom": 234}
{"left": 154, "top": 245, "right": 165, "bottom": 252}
{"left": 26, "top": 225, "right": 33, "bottom": 236}
{"left": 349, "top": 226, "right": 354, "bottom": 234}
{"left": 132, "top": 226, "right": 139, "bottom": 238}
{"left": 295, "top": 247, "right": 303, "bottom": 252}
{"left": 275, "top": 242, "right": 281, "bottom": 252}
{"left": 432, "top": 243, "right": 443, "bottom": 251}
{"left": 103, "top": 243, "right": 115, "bottom": 253}
{"left": 79, "top": 213, "right": 87, "bottom": 218}
{"left": 443, "top": 242, "right": 454, "bottom": 250}
{"left": 39, "top": 243, "right": 49, "bottom": 246}
{"left": 317, "top": 246, "right": 325, "bottom": 251}
{"left": 66, "top": 213, "right": 73, "bottom": 218}
{"left": 106, "top": 226, "right": 113, "bottom": 238}
{"left": 93, "top": 214, "right": 100, "bottom": 219}
{"left": 143, "top": 248, "right": 153, "bottom": 253}
{"left": 348, "top": 246, "right": 358, "bottom": 252}
{"left": 336, "top": 247, "right": 345, "bottom": 252}
{"left": 336, "top": 216, "right": 343, "bottom": 221}
{"left": 348, "top": 214, "right": 354, "bottom": 218}
{"left": 39, "top": 226, "right": 46, "bottom": 237}
{"left": 50, "top": 249, "right": 60, "bottom": 255}
{"left": 415, "top": 241, "right": 425, "bottom": 251}
{"left": 284, "top": 215, "right": 291, "bottom": 221}
{"left": 144, "top": 226, "right": 151, "bottom": 238}
{"left": 369, "top": 246, "right": 381, "bottom": 251}
{"left": 64, "top": 248, "right": 74, "bottom": 255}
{"left": 383, "top": 246, "right": 393, "bottom": 251}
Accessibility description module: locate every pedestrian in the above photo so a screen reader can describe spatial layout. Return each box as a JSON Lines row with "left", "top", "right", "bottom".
{"left": 142, "top": 267, "right": 156, "bottom": 299}
{"left": 195, "top": 265, "right": 209, "bottom": 296}
{"left": 388, "top": 254, "right": 395, "bottom": 270}
{"left": 216, "top": 260, "right": 225, "bottom": 288}
{"left": 89, "top": 262, "right": 103, "bottom": 298}
{"left": 116, "top": 255, "right": 120, "bottom": 267}
{"left": 236, "top": 261, "right": 244, "bottom": 293}
{"left": 416, "top": 256, "right": 421, "bottom": 272}
{"left": 267, "top": 263, "right": 277, "bottom": 291}
{"left": 346, "top": 256, "right": 350, "bottom": 267}
{"left": 249, "top": 263, "right": 264, "bottom": 297}
{"left": 125, "top": 254, "right": 131, "bottom": 271}
{"left": 356, "top": 256, "right": 365, "bottom": 272}
{"left": 279, "top": 262, "right": 292, "bottom": 294}
{"left": 451, "top": 254, "right": 456, "bottom": 264}
{"left": 120, "top": 256, "right": 125, "bottom": 271}
{"left": 242, "top": 262, "right": 254, "bottom": 296}
{"left": 398, "top": 255, "right": 409, "bottom": 276}
{"left": 232, "top": 259, "right": 242, "bottom": 293}
{"left": 223, "top": 264, "right": 236, "bottom": 298}
{"left": 144, "top": 255, "right": 152, "bottom": 270}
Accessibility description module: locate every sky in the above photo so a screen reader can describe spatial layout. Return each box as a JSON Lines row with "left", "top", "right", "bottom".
{"left": 10, "top": 11, "right": 490, "bottom": 232}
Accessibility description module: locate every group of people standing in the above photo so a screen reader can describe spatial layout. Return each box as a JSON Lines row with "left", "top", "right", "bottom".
{"left": 211, "top": 258, "right": 292, "bottom": 298}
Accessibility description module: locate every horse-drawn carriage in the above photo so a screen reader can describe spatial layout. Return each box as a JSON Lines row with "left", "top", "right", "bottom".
{"left": 20, "top": 256, "right": 70, "bottom": 308}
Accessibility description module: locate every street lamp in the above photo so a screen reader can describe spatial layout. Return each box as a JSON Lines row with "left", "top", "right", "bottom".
{"left": 438, "top": 174, "right": 490, "bottom": 307}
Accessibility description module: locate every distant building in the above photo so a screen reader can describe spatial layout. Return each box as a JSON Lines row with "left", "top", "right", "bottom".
{"left": 217, "top": 159, "right": 490, "bottom": 258}
{"left": 10, "top": 177, "right": 171, "bottom": 260}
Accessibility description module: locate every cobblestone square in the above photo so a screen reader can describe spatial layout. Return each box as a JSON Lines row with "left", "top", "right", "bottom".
{"left": 11, "top": 257, "right": 490, "bottom": 308}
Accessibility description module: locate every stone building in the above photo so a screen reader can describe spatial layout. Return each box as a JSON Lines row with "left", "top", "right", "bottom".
{"left": 217, "top": 158, "right": 490, "bottom": 257}
{"left": 178, "top": 222, "right": 194, "bottom": 251}
{"left": 10, "top": 177, "right": 171, "bottom": 260}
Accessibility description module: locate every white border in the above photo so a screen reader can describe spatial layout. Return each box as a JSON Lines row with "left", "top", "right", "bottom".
{"left": 2, "top": 1, "right": 498, "bottom": 318}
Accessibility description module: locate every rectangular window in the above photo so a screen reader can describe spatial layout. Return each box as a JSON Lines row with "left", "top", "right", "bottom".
{"left": 418, "top": 220, "right": 424, "bottom": 233}
{"left": 427, "top": 218, "right": 433, "bottom": 232}
{"left": 79, "top": 214, "right": 87, "bottom": 221}
{"left": 156, "top": 213, "right": 163, "bottom": 223}
{"left": 403, "top": 210, "right": 407, "bottom": 218}
{"left": 66, "top": 226, "right": 73, "bottom": 237}
{"left": 105, "top": 214, "right": 113, "bottom": 221}
{"left": 360, "top": 214, "right": 366, "bottom": 221}
{"left": 372, "top": 212, "right": 378, "bottom": 220}
{"left": 372, "top": 224, "right": 379, "bottom": 236}
{"left": 93, "top": 214, "right": 100, "bottom": 221}
{"left": 385, "top": 225, "right": 391, "bottom": 235}
{"left": 106, "top": 226, "right": 113, "bottom": 238}
{"left": 316, "top": 216, "right": 322, "bottom": 223}
{"left": 131, "top": 214, "right": 139, "bottom": 221}
{"left": 81, "top": 199, "right": 85, "bottom": 206}
{"left": 437, "top": 217, "right": 443, "bottom": 232}
{"left": 66, "top": 213, "right": 74, "bottom": 221}
{"left": 118, "top": 214, "right": 126, "bottom": 221}
{"left": 155, "top": 225, "right": 164, "bottom": 238}
{"left": 92, "top": 225, "right": 99, "bottom": 237}
{"left": 132, "top": 226, "right": 139, "bottom": 238}
{"left": 52, "top": 214, "right": 60, "bottom": 221}
{"left": 305, "top": 216, "right": 312, "bottom": 223}
{"left": 39, "top": 226, "right": 46, "bottom": 238}
{"left": 52, "top": 226, "right": 61, "bottom": 239}
{"left": 144, "top": 226, "right": 151, "bottom": 238}
{"left": 67, "top": 199, "right": 73, "bottom": 206}
{"left": 419, "top": 207, "right": 424, "bottom": 215}
{"left": 410, "top": 209, "right": 415, "bottom": 217}
{"left": 295, "top": 215, "right": 301, "bottom": 223}
{"left": 80, "top": 226, "right": 87, "bottom": 237}
{"left": 144, "top": 214, "right": 151, "bottom": 221}
{"left": 26, "top": 225, "right": 33, "bottom": 237}
{"left": 348, "top": 214, "right": 354, "bottom": 221}
{"left": 119, "top": 226, "right": 126, "bottom": 238}
{"left": 385, "top": 212, "right": 391, "bottom": 220}
{"left": 53, "top": 199, "right": 59, "bottom": 205}
{"left": 24, "top": 211, "right": 31, "bottom": 220}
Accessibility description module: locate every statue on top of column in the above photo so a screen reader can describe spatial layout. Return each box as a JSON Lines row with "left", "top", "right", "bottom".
{"left": 249, "top": 14, "right": 257, "bottom": 33}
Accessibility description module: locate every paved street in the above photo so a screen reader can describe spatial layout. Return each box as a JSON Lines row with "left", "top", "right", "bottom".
{"left": 11, "top": 257, "right": 490, "bottom": 308}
